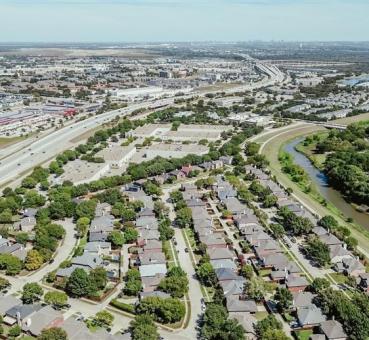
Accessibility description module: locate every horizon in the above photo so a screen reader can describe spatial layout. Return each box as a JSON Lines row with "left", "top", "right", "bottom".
{"left": 1, "top": 0, "right": 369, "bottom": 42}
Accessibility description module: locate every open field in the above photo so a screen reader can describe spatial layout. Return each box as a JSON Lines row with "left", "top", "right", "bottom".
{"left": 332, "top": 111, "right": 369, "bottom": 125}
{"left": 254, "top": 124, "right": 369, "bottom": 255}
{"left": 0, "top": 48, "right": 159, "bottom": 58}
{"left": 0, "top": 136, "right": 26, "bottom": 149}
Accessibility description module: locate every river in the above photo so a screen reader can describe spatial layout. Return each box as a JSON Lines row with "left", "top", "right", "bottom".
{"left": 284, "top": 137, "right": 369, "bottom": 230}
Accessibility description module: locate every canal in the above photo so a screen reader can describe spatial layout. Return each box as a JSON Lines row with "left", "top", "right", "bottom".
{"left": 284, "top": 137, "right": 369, "bottom": 230}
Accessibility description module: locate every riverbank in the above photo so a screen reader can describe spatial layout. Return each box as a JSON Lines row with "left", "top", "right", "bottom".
{"left": 294, "top": 132, "right": 327, "bottom": 171}
{"left": 281, "top": 137, "right": 369, "bottom": 250}
{"left": 255, "top": 125, "right": 369, "bottom": 255}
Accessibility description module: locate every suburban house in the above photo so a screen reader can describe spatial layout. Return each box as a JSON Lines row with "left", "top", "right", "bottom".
{"left": 22, "top": 305, "right": 64, "bottom": 337}
{"left": 296, "top": 305, "right": 326, "bottom": 329}
{"left": 219, "top": 278, "right": 246, "bottom": 297}
{"left": 319, "top": 320, "right": 347, "bottom": 340}
{"left": 285, "top": 274, "right": 309, "bottom": 292}
{"left": 226, "top": 296, "right": 258, "bottom": 313}
{"left": 334, "top": 257, "right": 365, "bottom": 277}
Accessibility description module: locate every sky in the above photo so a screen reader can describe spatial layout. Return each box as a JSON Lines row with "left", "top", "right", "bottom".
{"left": 0, "top": 0, "right": 368, "bottom": 42}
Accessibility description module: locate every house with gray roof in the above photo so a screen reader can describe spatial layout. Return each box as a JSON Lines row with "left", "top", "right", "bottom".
{"left": 135, "top": 216, "right": 158, "bottom": 229}
{"left": 319, "top": 233, "right": 343, "bottom": 247}
{"left": 335, "top": 257, "right": 365, "bottom": 277}
{"left": 292, "top": 291, "right": 315, "bottom": 310}
{"left": 5, "top": 304, "right": 43, "bottom": 325}
{"left": 297, "top": 305, "right": 326, "bottom": 328}
{"left": 319, "top": 320, "right": 347, "bottom": 340}
{"left": 210, "top": 259, "right": 237, "bottom": 271}
{"left": 19, "top": 216, "right": 37, "bottom": 232}
{"left": 215, "top": 268, "right": 242, "bottom": 282}
{"left": 139, "top": 291, "right": 171, "bottom": 300}
{"left": 286, "top": 274, "right": 309, "bottom": 292}
{"left": 90, "top": 216, "right": 114, "bottom": 233}
{"left": 223, "top": 197, "right": 248, "bottom": 215}
{"left": 71, "top": 253, "right": 103, "bottom": 270}
{"left": 329, "top": 245, "right": 352, "bottom": 264}
{"left": 0, "top": 295, "right": 21, "bottom": 316}
{"left": 208, "top": 247, "right": 236, "bottom": 261}
{"left": 0, "top": 242, "right": 27, "bottom": 261}
{"left": 226, "top": 296, "right": 257, "bottom": 313}
{"left": 200, "top": 234, "right": 227, "bottom": 249}
{"left": 22, "top": 305, "right": 64, "bottom": 337}
{"left": 219, "top": 278, "right": 246, "bottom": 297}
{"left": 84, "top": 242, "right": 111, "bottom": 256}
{"left": 23, "top": 208, "right": 38, "bottom": 218}
{"left": 138, "top": 250, "right": 166, "bottom": 266}
{"left": 139, "top": 263, "right": 167, "bottom": 278}
{"left": 261, "top": 253, "right": 289, "bottom": 268}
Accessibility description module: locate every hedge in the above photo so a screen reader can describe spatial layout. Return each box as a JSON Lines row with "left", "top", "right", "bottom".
{"left": 110, "top": 299, "right": 135, "bottom": 314}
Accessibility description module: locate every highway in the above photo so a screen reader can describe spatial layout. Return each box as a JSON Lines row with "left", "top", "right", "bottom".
{"left": 0, "top": 61, "right": 284, "bottom": 188}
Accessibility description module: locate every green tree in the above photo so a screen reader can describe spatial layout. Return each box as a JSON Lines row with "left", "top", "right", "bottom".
{"left": 318, "top": 215, "right": 338, "bottom": 229}
{"left": 8, "top": 325, "right": 21, "bottom": 338}
{"left": 0, "top": 254, "right": 22, "bottom": 275}
{"left": 124, "top": 227, "right": 138, "bottom": 243}
{"left": 76, "top": 217, "right": 90, "bottom": 237}
{"left": 44, "top": 291, "right": 68, "bottom": 308}
{"left": 89, "top": 267, "right": 107, "bottom": 291}
{"left": 136, "top": 297, "right": 185, "bottom": 324}
{"left": 75, "top": 200, "right": 97, "bottom": 220}
{"left": 240, "top": 264, "right": 253, "bottom": 279}
{"left": 130, "top": 314, "right": 159, "bottom": 340}
{"left": 196, "top": 262, "right": 217, "bottom": 286}
{"left": 262, "top": 329, "right": 290, "bottom": 340}
{"left": 93, "top": 310, "right": 114, "bottom": 328}
{"left": 244, "top": 277, "right": 266, "bottom": 302}
{"left": 306, "top": 237, "right": 330, "bottom": 267}
{"left": 158, "top": 266, "right": 189, "bottom": 298}
{"left": 66, "top": 268, "right": 92, "bottom": 297}
{"left": 15, "top": 232, "right": 29, "bottom": 245}
{"left": 108, "top": 230, "right": 125, "bottom": 247}
{"left": 345, "top": 236, "right": 358, "bottom": 250}
{"left": 22, "top": 282, "right": 43, "bottom": 304}
{"left": 270, "top": 223, "right": 285, "bottom": 239}
{"left": 274, "top": 287, "right": 293, "bottom": 312}
{"left": 263, "top": 194, "right": 278, "bottom": 208}
{"left": 176, "top": 207, "right": 192, "bottom": 228}
{"left": 0, "top": 209, "right": 13, "bottom": 223}
{"left": 38, "top": 327, "right": 67, "bottom": 340}
{"left": 310, "top": 278, "right": 330, "bottom": 293}
{"left": 255, "top": 314, "right": 283, "bottom": 339}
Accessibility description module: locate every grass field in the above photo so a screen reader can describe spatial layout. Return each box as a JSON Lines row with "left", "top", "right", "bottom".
{"left": 332, "top": 111, "right": 369, "bottom": 125}
{"left": 254, "top": 124, "right": 369, "bottom": 255}
{"left": 0, "top": 136, "right": 25, "bottom": 148}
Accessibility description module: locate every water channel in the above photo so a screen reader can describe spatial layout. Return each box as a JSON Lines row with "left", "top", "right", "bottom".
{"left": 284, "top": 137, "right": 369, "bottom": 230}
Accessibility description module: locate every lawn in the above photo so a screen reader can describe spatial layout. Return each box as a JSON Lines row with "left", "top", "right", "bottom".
{"left": 254, "top": 311, "right": 269, "bottom": 321}
{"left": 327, "top": 272, "right": 348, "bottom": 284}
{"left": 294, "top": 329, "right": 313, "bottom": 340}
{"left": 258, "top": 268, "right": 272, "bottom": 277}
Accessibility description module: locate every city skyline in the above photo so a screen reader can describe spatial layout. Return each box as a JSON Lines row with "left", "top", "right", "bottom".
{"left": 0, "top": 0, "right": 369, "bottom": 42}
